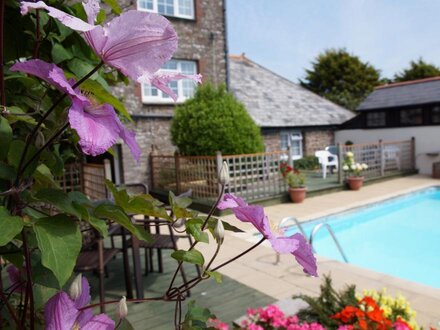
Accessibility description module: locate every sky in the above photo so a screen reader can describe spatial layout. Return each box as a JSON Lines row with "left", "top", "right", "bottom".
{"left": 226, "top": 0, "right": 440, "bottom": 82}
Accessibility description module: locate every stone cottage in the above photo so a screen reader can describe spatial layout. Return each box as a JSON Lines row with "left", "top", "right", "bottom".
{"left": 113, "top": 0, "right": 228, "bottom": 184}
{"left": 229, "top": 54, "right": 355, "bottom": 160}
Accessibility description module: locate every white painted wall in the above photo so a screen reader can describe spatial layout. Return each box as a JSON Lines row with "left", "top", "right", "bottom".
{"left": 335, "top": 126, "right": 440, "bottom": 175}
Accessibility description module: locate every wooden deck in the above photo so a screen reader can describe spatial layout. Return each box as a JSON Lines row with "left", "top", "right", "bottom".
{"left": 85, "top": 250, "right": 275, "bottom": 329}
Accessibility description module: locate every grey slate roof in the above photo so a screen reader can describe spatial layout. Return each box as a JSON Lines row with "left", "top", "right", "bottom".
{"left": 229, "top": 55, "right": 355, "bottom": 128}
{"left": 357, "top": 77, "right": 440, "bottom": 111}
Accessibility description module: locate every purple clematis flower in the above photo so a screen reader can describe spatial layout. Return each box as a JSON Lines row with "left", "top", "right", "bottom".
{"left": 10, "top": 59, "right": 141, "bottom": 161}
{"left": 20, "top": 0, "right": 201, "bottom": 97}
{"left": 218, "top": 194, "right": 318, "bottom": 276}
{"left": 45, "top": 275, "right": 114, "bottom": 330}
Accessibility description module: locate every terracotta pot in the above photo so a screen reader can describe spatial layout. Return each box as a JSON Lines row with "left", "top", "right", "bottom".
{"left": 347, "top": 176, "right": 364, "bottom": 191}
{"left": 288, "top": 187, "right": 307, "bottom": 203}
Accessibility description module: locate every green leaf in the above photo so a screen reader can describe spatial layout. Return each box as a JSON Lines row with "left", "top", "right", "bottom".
{"left": 32, "top": 261, "right": 59, "bottom": 309}
{"left": 68, "top": 58, "right": 98, "bottom": 79}
{"left": 171, "top": 249, "right": 205, "bottom": 265}
{"left": 103, "top": 0, "right": 122, "bottom": 14}
{"left": 93, "top": 203, "right": 152, "bottom": 242}
{"left": 185, "top": 219, "right": 209, "bottom": 243}
{"left": 0, "top": 162, "right": 16, "bottom": 181}
{"left": 96, "top": 9, "right": 106, "bottom": 24}
{"left": 106, "top": 180, "right": 170, "bottom": 220}
{"left": 0, "top": 207, "right": 23, "bottom": 246}
{"left": 182, "top": 300, "right": 215, "bottom": 330}
{"left": 4, "top": 106, "right": 38, "bottom": 125}
{"left": 81, "top": 80, "right": 131, "bottom": 120}
{"left": 86, "top": 216, "right": 109, "bottom": 238}
{"left": 205, "top": 271, "right": 222, "bottom": 283}
{"left": 33, "top": 164, "right": 60, "bottom": 190}
{"left": 207, "top": 218, "right": 244, "bottom": 233}
{"left": 51, "top": 43, "right": 74, "bottom": 64}
{"left": 0, "top": 116, "right": 12, "bottom": 160}
{"left": 34, "top": 215, "right": 82, "bottom": 287}
{"left": 7, "top": 140, "right": 38, "bottom": 177}
{"left": 34, "top": 189, "right": 81, "bottom": 218}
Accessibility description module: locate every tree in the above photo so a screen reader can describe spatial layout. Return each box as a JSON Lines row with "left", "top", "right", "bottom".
{"left": 394, "top": 58, "right": 440, "bottom": 82}
{"left": 300, "top": 49, "right": 381, "bottom": 110}
{"left": 171, "top": 84, "right": 264, "bottom": 155}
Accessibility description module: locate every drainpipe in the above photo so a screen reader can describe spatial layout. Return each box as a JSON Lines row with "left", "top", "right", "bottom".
{"left": 222, "top": 0, "right": 229, "bottom": 90}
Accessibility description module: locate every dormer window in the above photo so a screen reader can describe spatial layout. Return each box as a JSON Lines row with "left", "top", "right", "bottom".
{"left": 137, "top": 0, "right": 195, "bottom": 20}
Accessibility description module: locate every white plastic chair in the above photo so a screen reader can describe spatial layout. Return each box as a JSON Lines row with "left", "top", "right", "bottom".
{"left": 315, "top": 150, "right": 338, "bottom": 179}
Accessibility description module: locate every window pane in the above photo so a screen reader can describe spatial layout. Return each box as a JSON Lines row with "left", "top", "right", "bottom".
{"left": 178, "top": 0, "right": 194, "bottom": 17}
{"left": 180, "top": 61, "right": 196, "bottom": 74}
{"left": 366, "top": 112, "right": 386, "bottom": 127}
{"left": 291, "top": 140, "right": 301, "bottom": 156}
{"left": 280, "top": 133, "right": 289, "bottom": 150}
{"left": 400, "top": 108, "right": 423, "bottom": 125}
{"left": 143, "top": 84, "right": 158, "bottom": 96}
{"left": 163, "top": 60, "right": 178, "bottom": 71}
{"left": 158, "top": 0, "right": 174, "bottom": 15}
{"left": 433, "top": 106, "right": 440, "bottom": 124}
{"left": 139, "top": 0, "right": 153, "bottom": 10}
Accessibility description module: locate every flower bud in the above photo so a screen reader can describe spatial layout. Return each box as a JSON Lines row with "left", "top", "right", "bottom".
{"left": 69, "top": 274, "right": 82, "bottom": 300}
{"left": 214, "top": 219, "right": 225, "bottom": 245}
{"left": 117, "top": 296, "right": 128, "bottom": 319}
{"left": 219, "top": 161, "right": 230, "bottom": 185}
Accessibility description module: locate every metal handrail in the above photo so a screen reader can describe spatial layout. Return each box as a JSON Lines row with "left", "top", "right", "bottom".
{"left": 278, "top": 216, "right": 307, "bottom": 237}
{"left": 309, "top": 223, "right": 349, "bottom": 263}
{"left": 275, "top": 216, "right": 308, "bottom": 264}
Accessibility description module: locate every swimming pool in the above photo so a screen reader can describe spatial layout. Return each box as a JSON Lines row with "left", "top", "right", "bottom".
{"left": 284, "top": 187, "right": 440, "bottom": 288}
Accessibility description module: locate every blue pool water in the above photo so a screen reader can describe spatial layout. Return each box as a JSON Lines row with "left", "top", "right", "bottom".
{"left": 284, "top": 187, "right": 440, "bottom": 288}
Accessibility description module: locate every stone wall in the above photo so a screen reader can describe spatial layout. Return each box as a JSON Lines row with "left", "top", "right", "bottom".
{"left": 263, "top": 132, "right": 281, "bottom": 151}
{"left": 262, "top": 129, "right": 335, "bottom": 157}
{"left": 121, "top": 118, "right": 174, "bottom": 184}
{"left": 113, "top": 0, "right": 228, "bottom": 184}
{"left": 303, "top": 130, "right": 334, "bottom": 156}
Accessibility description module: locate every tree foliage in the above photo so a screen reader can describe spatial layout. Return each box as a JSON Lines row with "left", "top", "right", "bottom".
{"left": 394, "top": 58, "right": 440, "bottom": 82}
{"left": 171, "top": 84, "right": 264, "bottom": 156}
{"left": 301, "top": 48, "right": 381, "bottom": 110}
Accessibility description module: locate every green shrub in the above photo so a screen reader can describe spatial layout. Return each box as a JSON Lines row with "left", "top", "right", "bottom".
{"left": 294, "top": 155, "right": 320, "bottom": 170}
{"left": 170, "top": 84, "right": 264, "bottom": 156}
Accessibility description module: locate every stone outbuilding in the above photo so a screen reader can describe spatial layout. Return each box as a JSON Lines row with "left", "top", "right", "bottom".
{"left": 229, "top": 54, "right": 355, "bottom": 160}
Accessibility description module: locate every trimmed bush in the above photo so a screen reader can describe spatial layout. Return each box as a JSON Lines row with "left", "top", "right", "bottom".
{"left": 294, "top": 156, "right": 320, "bottom": 170}
{"left": 171, "top": 84, "right": 264, "bottom": 156}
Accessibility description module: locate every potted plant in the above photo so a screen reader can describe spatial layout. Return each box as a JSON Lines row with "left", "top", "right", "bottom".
{"left": 280, "top": 163, "right": 307, "bottom": 203}
{"left": 342, "top": 152, "right": 368, "bottom": 190}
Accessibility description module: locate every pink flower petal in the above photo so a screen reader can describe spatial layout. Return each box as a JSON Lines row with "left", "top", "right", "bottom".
{"left": 20, "top": 1, "right": 95, "bottom": 32}
{"left": 68, "top": 100, "right": 141, "bottom": 161}
{"left": 10, "top": 60, "right": 86, "bottom": 102}
{"left": 268, "top": 236, "right": 300, "bottom": 254}
{"left": 44, "top": 292, "right": 79, "bottom": 330}
{"left": 84, "top": 10, "right": 178, "bottom": 80}
{"left": 119, "top": 126, "right": 141, "bottom": 163}
{"left": 81, "top": 314, "right": 115, "bottom": 330}
{"left": 83, "top": 0, "right": 100, "bottom": 24}
{"left": 73, "top": 276, "right": 91, "bottom": 309}
{"left": 290, "top": 233, "right": 318, "bottom": 277}
{"left": 217, "top": 193, "right": 247, "bottom": 209}
{"left": 68, "top": 100, "right": 121, "bottom": 156}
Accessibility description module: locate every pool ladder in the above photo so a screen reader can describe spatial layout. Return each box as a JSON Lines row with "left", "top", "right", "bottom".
{"left": 276, "top": 216, "right": 349, "bottom": 264}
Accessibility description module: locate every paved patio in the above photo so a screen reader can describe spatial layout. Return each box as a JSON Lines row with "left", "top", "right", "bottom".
{"left": 190, "top": 175, "right": 440, "bottom": 328}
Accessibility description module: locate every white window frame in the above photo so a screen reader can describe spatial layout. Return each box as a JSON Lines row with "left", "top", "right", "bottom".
{"left": 141, "top": 60, "right": 198, "bottom": 104}
{"left": 137, "top": 0, "right": 195, "bottom": 20}
{"left": 280, "top": 131, "right": 303, "bottom": 160}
